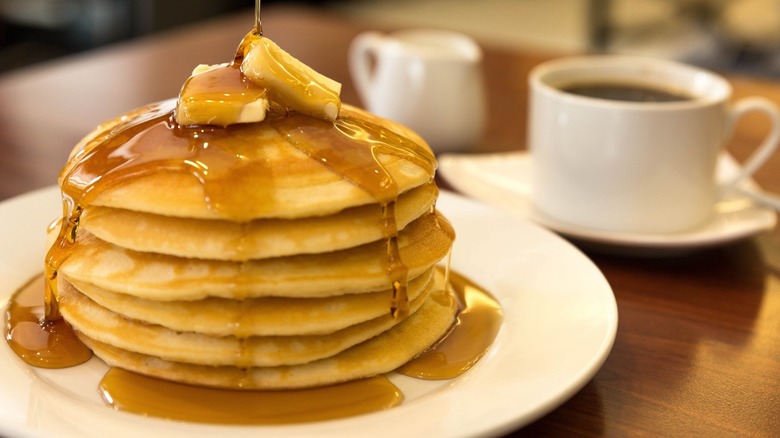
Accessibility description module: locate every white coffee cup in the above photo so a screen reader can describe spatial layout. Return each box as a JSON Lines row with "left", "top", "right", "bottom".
{"left": 528, "top": 55, "right": 780, "bottom": 234}
{"left": 349, "top": 29, "right": 485, "bottom": 153}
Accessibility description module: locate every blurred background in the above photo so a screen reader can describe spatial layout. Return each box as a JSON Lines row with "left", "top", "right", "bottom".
{"left": 2, "top": 0, "right": 780, "bottom": 77}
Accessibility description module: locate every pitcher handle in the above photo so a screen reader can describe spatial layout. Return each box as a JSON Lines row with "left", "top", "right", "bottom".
{"left": 349, "top": 31, "right": 385, "bottom": 108}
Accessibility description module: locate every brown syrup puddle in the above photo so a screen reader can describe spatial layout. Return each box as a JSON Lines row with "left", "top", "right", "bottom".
{"left": 5, "top": 268, "right": 501, "bottom": 424}
{"left": 397, "top": 270, "right": 503, "bottom": 379}
{"left": 99, "top": 370, "right": 403, "bottom": 425}
{"left": 4, "top": 276, "right": 91, "bottom": 368}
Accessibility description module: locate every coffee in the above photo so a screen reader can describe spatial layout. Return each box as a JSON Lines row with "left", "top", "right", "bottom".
{"left": 561, "top": 82, "right": 693, "bottom": 103}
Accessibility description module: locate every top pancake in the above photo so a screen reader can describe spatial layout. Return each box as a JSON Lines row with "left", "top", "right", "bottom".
{"left": 60, "top": 102, "right": 436, "bottom": 221}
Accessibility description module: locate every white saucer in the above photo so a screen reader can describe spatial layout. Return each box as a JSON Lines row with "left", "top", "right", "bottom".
{"left": 439, "top": 151, "right": 777, "bottom": 255}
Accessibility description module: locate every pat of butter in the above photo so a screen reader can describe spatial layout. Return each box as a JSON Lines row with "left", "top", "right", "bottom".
{"left": 175, "top": 35, "right": 342, "bottom": 126}
{"left": 241, "top": 36, "right": 341, "bottom": 122}
{"left": 175, "top": 63, "right": 269, "bottom": 126}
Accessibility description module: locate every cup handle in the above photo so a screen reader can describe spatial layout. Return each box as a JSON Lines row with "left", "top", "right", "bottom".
{"left": 348, "top": 31, "right": 384, "bottom": 108}
{"left": 721, "top": 97, "right": 780, "bottom": 211}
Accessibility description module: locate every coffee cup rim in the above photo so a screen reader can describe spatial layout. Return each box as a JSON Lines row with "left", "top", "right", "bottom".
{"left": 529, "top": 55, "right": 731, "bottom": 109}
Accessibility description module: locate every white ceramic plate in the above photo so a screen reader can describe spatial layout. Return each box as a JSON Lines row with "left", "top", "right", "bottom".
{"left": 439, "top": 151, "right": 776, "bottom": 255}
{"left": 0, "top": 187, "right": 617, "bottom": 438}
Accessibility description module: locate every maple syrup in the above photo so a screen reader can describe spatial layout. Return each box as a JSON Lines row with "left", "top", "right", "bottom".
{"left": 398, "top": 269, "right": 503, "bottom": 378}
{"left": 4, "top": 275, "right": 91, "bottom": 368}
{"left": 271, "top": 113, "right": 434, "bottom": 318}
{"left": 3, "top": 9, "right": 503, "bottom": 424}
{"left": 254, "top": 0, "right": 262, "bottom": 35}
{"left": 99, "top": 369, "right": 402, "bottom": 424}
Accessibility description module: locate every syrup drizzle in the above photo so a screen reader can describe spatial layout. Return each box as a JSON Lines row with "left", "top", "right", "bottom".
{"left": 3, "top": 17, "right": 502, "bottom": 425}
{"left": 270, "top": 114, "right": 434, "bottom": 317}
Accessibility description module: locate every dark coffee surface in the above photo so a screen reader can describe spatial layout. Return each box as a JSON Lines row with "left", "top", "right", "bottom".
{"left": 561, "top": 82, "right": 693, "bottom": 102}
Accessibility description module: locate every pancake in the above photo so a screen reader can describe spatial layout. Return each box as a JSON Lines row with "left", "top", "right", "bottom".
{"left": 80, "top": 182, "right": 438, "bottom": 261}
{"left": 63, "top": 268, "right": 434, "bottom": 337}
{"left": 58, "top": 276, "right": 434, "bottom": 367}
{"left": 76, "top": 284, "right": 458, "bottom": 390}
{"left": 56, "top": 211, "right": 454, "bottom": 300}
{"left": 62, "top": 104, "right": 434, "bottom": 221}
{"left": 46, "top": 33, "right": 462, "bottom": 391}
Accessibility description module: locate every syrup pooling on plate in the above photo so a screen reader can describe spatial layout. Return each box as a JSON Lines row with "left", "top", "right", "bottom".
{"left": 4, "top": 275, "right": 92, "bottom": 368}
{"left": 99, "top": 368, "right": 403, "bottom": 425}
{"left": 398, "top": 269, "right": 503, "bottom": 379}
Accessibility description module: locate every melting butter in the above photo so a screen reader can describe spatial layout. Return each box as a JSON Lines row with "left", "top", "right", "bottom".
{"left": 241, "top": 34, "right": 341, "bottom": 122}
{"left": 176, "top": 63, "right": 269, "bottom": 126}
{"left": 176, "top": 32, "right": 342, "bottom": 126}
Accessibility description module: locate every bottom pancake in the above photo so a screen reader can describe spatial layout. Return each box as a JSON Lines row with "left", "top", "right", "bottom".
{"left": 76, "top": 283, "right": 459, "bottom": 389}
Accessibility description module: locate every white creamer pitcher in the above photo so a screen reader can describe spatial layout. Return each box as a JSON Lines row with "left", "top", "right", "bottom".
{"left": 349, "top": 29, "right": 486, "bottom": 153}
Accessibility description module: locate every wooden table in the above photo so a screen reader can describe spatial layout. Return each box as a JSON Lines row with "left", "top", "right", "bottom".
{"left": 1, "top": 6, "right": 779, "bottom": 437}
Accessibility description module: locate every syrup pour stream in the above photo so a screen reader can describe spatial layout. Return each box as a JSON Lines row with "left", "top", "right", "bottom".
{"left": 255, "top": 0, "right": 262, "bottom": 35}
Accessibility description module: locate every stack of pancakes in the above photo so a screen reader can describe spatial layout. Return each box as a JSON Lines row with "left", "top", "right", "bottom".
{"left": 52, "top": 103, "right": 457, "bottom": 389}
